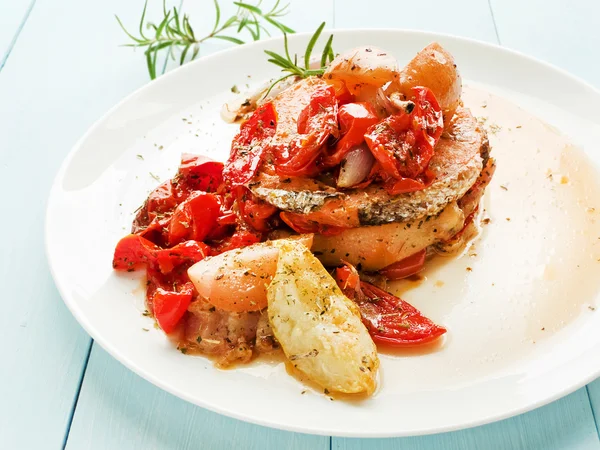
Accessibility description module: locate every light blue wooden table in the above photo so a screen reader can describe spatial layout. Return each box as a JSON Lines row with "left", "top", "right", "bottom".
{"left": 2, "top": 0, "right": 600, "bottom": 448}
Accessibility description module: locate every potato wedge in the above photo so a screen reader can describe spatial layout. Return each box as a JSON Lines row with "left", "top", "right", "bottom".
{"left": 267, "top": 241, "right": 379, "bottom": 394}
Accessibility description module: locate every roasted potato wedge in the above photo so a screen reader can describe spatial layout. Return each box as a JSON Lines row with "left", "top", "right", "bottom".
{"left": 267, "top": 241, "right": 379, "bottom": 394}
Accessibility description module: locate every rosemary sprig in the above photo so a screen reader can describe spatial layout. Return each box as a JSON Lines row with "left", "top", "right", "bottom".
{"left": 116, "top": 0, "right": 294, "bottom": 80}
{"left": 263, "top": 22, "right": 335, "bottom": 96}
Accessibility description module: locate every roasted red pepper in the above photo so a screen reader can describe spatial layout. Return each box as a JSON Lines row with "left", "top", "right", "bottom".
{"left": 272, "top": 85, "right": 338, "bottom": 176}
{"left": 223, "top": 103, "right": 277, "bottom": 186}
{"left": 379, "top": 249, "right": 427, "bottom": 280}
{"left": 336, "top": 263, "right": 447, "bottom": 347}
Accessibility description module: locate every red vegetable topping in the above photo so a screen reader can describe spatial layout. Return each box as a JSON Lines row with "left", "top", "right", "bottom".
{"left": 167, "top": 192, "right": 221, "bottom": 246}
{"left": 323, "top": 102, "right": 379, "bottom": 167}
{"left": 272, "top": 85, "right": 338, "bottom": 176}
{"left": 379, "top": 249, "right": 426, "bottom": 280}
{"left": 364, "top": 86, "right": 442, "bottom": 193}
{"left": 153, "top": 282, "right": 195, "bottom": 334}
{"left": 335, "top": 263, "right": 446, "bottom": 347}
{"left": 224, "top": 102, "right": 277, "bottom": 186}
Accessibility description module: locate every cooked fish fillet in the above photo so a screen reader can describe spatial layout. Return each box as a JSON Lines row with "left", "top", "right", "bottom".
{"left": 251, "top": 106, "right": 487, "bottom": 226}
{"left": 312, "top": 201, "right": 465, "bottom": 271}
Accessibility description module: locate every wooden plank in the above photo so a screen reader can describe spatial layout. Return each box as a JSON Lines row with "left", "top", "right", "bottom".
{"left": 333, "top": 0, "right": 498, "bottom": 43}
{"left": 0, "top": 0, "right": 33, "bottom": 66}
{"left": 586, "top": 381, "right": 600, "bottom": 434}
{"left": 334, "top": 389, "right": 599, "bottom": 450}
{"left": 0, "top": 0, "right": 175, "bottom": 448}
{"left": 65, "top": 346, "right": 329, "bottom": 450}
{"left": 490, "top": 0, "right": 600, "bottom": 86}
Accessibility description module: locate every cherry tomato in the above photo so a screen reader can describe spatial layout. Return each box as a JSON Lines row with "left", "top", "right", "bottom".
{"left": 335, "top": 264, "right": 447, "bottom": 347}
{"left": 365, "top": 86, "right": 443, "bottom": 182}
{"left": 379, "top": 249, "right": 426, "bottom": 280}
{"left": 177, "top": 154, "right": 224, "bottom": 193}
{"left": 323, "top": 102, "right": 379, "bottom": 167}
{"left": 224, "top": 103, "right": 277, "bottom": 186}
{"left": 272, "top": 86, "right": 338, "bottom": 176}
{"left": 168, "top": 192, "right": 221, "bottom": 245}
{"left": 153, "top": 282, "right": 194, "bottom": 334}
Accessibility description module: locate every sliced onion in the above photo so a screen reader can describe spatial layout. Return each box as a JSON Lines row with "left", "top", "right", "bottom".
{"left": 375, "top": 88, "right": 397, "bottom": 116}
{"left": 337, "top": 143, "right": 375, "bottom": 188}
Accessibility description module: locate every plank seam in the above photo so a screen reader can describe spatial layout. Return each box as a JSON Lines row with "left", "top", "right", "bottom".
{"left": 486, "top": 0, "right": 501, "bottom": 45}
{"left": 61, "top": 339, "right": 94, "bottom": 450}
{"left": 0, "top": 0, "right": 37, "bottom": 73}
{"left": 586, "top": 385, "right": 600, "bottom": 440}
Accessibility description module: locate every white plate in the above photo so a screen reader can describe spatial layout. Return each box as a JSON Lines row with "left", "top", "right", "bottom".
{"left": 46, "top": 30, "right": 600, "bottom": 437}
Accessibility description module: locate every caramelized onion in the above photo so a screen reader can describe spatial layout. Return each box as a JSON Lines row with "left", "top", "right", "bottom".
{"left": 337, "top": 144, "right": 375, "bottom": 188}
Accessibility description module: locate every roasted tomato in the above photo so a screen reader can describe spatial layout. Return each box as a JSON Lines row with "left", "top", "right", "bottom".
{"left": 178, "top": 153, "right": 224, "bottom": 193}
{"left": 113, "top": 235, "right": 209, "bottom": 274}
{"left": 223, "top": 102, "right": 277, "bottom": 186}
{"left": 365, "top": 86, "right": 442, "bottom": 193}
{"left": 323, "top": 102, "right": 379, "bottom": 167}
{"left": 336, "top": 264, "right": 446, "bottom": 347}
{"left": 272, "top": 85, "right": 338, "bottom": 176}
{"left": 168, "top": 192, "right": 221, "bottom": 245}
{"left": 152, "top": 282, "right": 195, "bottom": 334}
{"left": 112, "top": 234, "right": 160, "bottom": 271}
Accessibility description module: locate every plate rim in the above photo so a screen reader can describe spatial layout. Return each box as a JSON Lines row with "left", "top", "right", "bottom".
{"left": 45, "top": 28, "right": 600, "bottom": 438}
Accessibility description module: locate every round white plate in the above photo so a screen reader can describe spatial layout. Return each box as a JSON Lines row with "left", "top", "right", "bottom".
{"left": 46, "top": 30, "right": 600, "bottom": 437}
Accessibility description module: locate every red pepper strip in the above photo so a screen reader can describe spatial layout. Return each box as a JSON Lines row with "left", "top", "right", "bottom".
{"left": 379, "top": 249, "right": 427, "bottom": 280}
{"left": 335, "top": 264, "right": 447, "bottom": 347}
{"left": 153, "top": 282, "right": 195, "bottom": 334}
{"left": 223, "top": 103, "right": 277, "bottom": 186}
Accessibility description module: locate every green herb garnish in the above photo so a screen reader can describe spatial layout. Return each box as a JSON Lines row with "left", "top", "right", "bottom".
{"left": 263, "top": 22, "right": 334, "bottom": 96}
{"left": 116, "top": 0, "right": 294, "bottom": 80}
